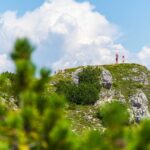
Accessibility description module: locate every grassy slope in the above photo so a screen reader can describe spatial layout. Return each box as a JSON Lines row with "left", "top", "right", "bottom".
{"left": 104, "top": 63, "right": 150, "bottom": 102}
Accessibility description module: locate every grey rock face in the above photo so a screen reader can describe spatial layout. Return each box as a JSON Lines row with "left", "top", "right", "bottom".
{"left": 72, "top": 68, "right": 83, "bottom": 85}
{"left": 0, "top": 97, "right": 18, "bottom": 111}
{"left": 119, "top": 92, "right": 126, "bottom": 104}
{"left": 101, "top": 69, "right": 112, "bottom": 89}
{"left": 122, "top": 68, "right": 149, "bottom": 85}
{"left": 132, "top": 68, "right": 139, "bottom": 73}
{"left": 122, "top": 77, "right": 129, "bottom": 81}
{"left": 9, "top": 97, "right": 18, "bottom": 110}
{"left": 129, "top": 90, "right": 150, "bottom": 122}
{"left": 95, "top": 89, "right": 115, "bottom": 106}
{"left": 131, "top": 72, "right": 149, "bottom": 85}
{"left": 95, "top": 89, "right": 126, "bottom": 107}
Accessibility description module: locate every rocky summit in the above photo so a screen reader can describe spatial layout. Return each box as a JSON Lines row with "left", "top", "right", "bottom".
{"left": 51, "top": 63, "right": 150, "bottom": 133}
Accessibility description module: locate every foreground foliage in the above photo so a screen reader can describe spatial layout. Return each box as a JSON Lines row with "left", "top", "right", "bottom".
{"left": 0, "top": 38, "right": 149, "bottom": 149}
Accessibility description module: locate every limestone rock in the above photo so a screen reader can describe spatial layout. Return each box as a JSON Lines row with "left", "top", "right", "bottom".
{"left": 131, "top": 72, "right": 149, "bottom": 85}
{"left": 0, "top": 96, "right": 18, "bottom": 111}
{"left": 132, "top": 68, "right": 139, "bottom": 73}
{"left": 129, "top": 90, "right": 150, "bottom": 122}
{"left": 95, "top": 89, "right": 126, "bottom": 107}
{"left": 101, "top": 69, "right": 112, "bottom": 89}
{"left": 122, "top": 77, "right": 129, "bottom": 81}
{"left": 118, "top": 92, "right": 126, "bottom": 104}
{"left": 72, "top": 68, "right": 83, "bottom": 84}
{"left": 9, "top": 97, "right": 18, "bottom": 110}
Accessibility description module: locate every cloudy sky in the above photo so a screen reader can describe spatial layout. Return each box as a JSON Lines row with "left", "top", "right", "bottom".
{"left": 0, "top": 0, "right": 150, "bottom": 73}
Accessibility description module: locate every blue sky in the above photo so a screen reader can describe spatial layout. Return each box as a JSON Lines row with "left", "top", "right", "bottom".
{"left": 0, "top": 0, "right": 44, "bottom": 15}
{"left": 0, "top": 0, "right": 150, "bottom": 72}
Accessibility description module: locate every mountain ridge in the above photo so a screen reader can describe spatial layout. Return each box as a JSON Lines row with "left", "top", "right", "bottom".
{"left": 50, "top": 63, "right": 150, "bottom": 133}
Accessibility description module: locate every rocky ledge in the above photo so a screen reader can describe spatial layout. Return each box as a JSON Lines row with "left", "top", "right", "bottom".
{"left": 71, "top": 64, "right": 150, "bottom": 122}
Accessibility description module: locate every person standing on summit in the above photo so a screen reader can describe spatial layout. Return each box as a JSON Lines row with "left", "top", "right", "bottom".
{"left": 122, "top": 55, "right": 125, "bottom": 63}
{"left": 116, "top": 53, "right": 119, "bottom": 64}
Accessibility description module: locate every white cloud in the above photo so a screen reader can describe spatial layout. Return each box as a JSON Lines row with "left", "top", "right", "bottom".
{"left": 0, "top": 0, "right": 146, "bottom": 73}
{"left": 0, "top": 54, "right": 13, "bottom": 73}
{"left": 138, "top": 46, "right": 150, "bottom": 68}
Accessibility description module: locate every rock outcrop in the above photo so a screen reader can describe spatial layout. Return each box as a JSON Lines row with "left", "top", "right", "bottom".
{"left": 122, "top": 68, "right": 149, "bottom": 85}
{"left": 0, "top": 96, "right": 18, "bottom": 111}
{"left": 95, "top": 89, "right": 115, "bottom": 106}
{"left": 69, "top": 64, "right": 150, "bottom": 123}
{"left": 131, "top": 72, "right": 149, "bottom": 85}
{"left": 101, "top": 69, "right": 112, "bottom": 89}
{"left": 95, "top": 89, "right": 126, "bottom": 107}
{"left": 72, "top": 68, "right": 83, "bottom": 85}
{"left": 129, "top": 90, "right": 150, "bottom": 122}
